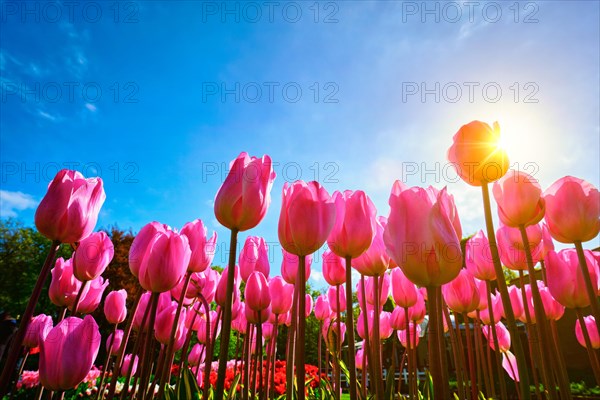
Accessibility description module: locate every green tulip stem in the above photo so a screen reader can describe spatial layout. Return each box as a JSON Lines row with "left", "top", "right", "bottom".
{"left": 574, "top": 241, "right": 600, "bottom": 335}
{"left": 0, "top": 239, "right": 61, "bottom": 396}
{"left": 480, "top": 182, "right": 531, "bottom": 399}
{"left": 295, "top": 255, "right": 307, "bottom": 400}
{"left": 214, "top": 228, "right": 238, "bottom": 400}
{"left": 344, "top": 255, "right": 358, "bottom": 400}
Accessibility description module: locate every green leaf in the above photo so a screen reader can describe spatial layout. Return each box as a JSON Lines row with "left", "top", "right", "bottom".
{"left": 225, "top": 373, "right": 241, "bottom": 400}
{"left": 179, "top": 367, "right": 201, "bottom": 399}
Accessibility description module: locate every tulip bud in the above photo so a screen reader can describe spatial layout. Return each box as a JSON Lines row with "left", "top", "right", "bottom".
{"left": 121, "top": 354, "right": 139, "bottom": 376}
{"left": 442, "top": 269, "right": 480, "bottom": 314}
{"left": 73, "top": 231, "right": 114, "bottom": 281}
{"left": 23, "top": 314, "right": 53, "bottom": 348}
{"left": 49, "top": 257, "right": 81, "bottom": 308}
{"left": 214, "top": 152, "right": 276, "bottom": 232}
{"left": 39, "top": 316, "right": 101, "bottom": 391}
{"left": 314, "top": 294, "right": 331, "bottom": 321}
{"left": 245, "top": 271, "right": 271, "bottom": 312}
{"left": 281, "top": 250, "right": 311, "bottom": 284}
{"left": 390, "top": 267, "right": 419, "bottom": 308}
{"left": 354, "top": 216, "right": 393, "bottom": 277}
{"left": 181, "top": 219, "right": 217, "bottom": 272}
{"left": 322, "top": 249, "right": 346, "bottom": 286}
{"left": 575, "top": 315, "right": 600, "bottom": 349}
{"left": 35, "top": 169, "right": 106, "bottom": 244}
{"left": 546, "top": 249, "right": 599, "bottom": 309}
{"left": 106, "top": 329, "right": 124, "bottom": 356}
{"left": 239, "top": 236, "right": 270, "bottom": 282}
{"left": 104, "top": 290, "right": 127, "bottom": 325}
{"left": 269, "top": 276, "right": 294, "bottom": 315}
{"left": 492, "top": 170, "right": 545, "bottom": 228}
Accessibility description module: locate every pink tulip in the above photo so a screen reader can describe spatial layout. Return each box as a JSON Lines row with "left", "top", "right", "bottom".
{"left": 306, "top": 294, "right": 314, "bottom": 317}
{"left": 214, "top": 152, "right": 276, "bottom": 232}
{"left": 442, "top": 269, "right": 480, "bottom": 313}
{"left": 397, "top": 323, "right": 421, "bottom": 349}
{"left": 314, "top": 295, "right": 331, "bottom": 321}
{"left": 356, "top": 346, "right": 367, "bottom": 370}
{"left": 278, "top": 180, "right": 336, "bottom": 256}
{"left": 23, "top": 314, "right": 53, "bottom": 348}
{"left": 181, "top": 219, "right": 217, "bottom": 273}
{"left": 502, "top": 351, "right": 520, "bottom": 382}
{"left": 73, "top": 231, "right": 114, "bottom": 281}
{"left": 507, "top": 285, "right": 525, "bottom": 322}
{"left": 575, "top": 315, "right": 600, "bottom": 349}
{"left": 232, "top": 312, "right": 248, "bottom": 334}
{"left": 408, "top": 291, "right": 427, "bottom": 323}
{"left": 215, "top": 264, "right": 240, "bottom": 307}
{"left": 188, "top": 344, "right": 205, "bottom": 366}
{"left": 155, "top": 302, "right": 187, "bottom": 348}
{"left": 121, "top": 354, "right": 138, "bottom": 376}
{"left": 281, "top": 250, "right": 312, "bottom": 284}
{"left": 245, "top": 304, "right": 271, "bottom": 324}
{"left": 479, "top": 292, "right": 503, "bottom": 325}
{"left": 197, "top": 311, "right": 220, "bottom": 344}
{"left": 39, "top": 315, "right": 101, "bottom": 391}
{"left": 194, "top": 268, "right": 220, "bottom": 304}
{"left": 132, "top": 291, "right": 171, "bottom": 330}
{"left": 106, "top": 329, "right": 124, "bottom": 356}
{"left": 239, "top": 236, "right": 270, "bottom": 282}
{"left": 492, "top": 170, "right": 545, "bottom": 228}
{"left": 539, "top": 284, "right": 565, "bottom": 321}
{"left": 465, "top": 231, "right": 496, "bottom": 281}
{"left": 447, "top": 120, "right": 509, "bottom": 186}
{"left": 354, "top": 216, "right": 394, "bottom": 277}
{"left": 35, "top": 169, "right": 105, "bottom": 244}
{"left": 384, "top": 182, "right": 463, "bottom": 286}
{"left": 543, "top": 176, "right": 600, "bottom": 243}
{"left": 361, "top": 274, "right": 391, "bottom": 307}
{"left": 104, "top": 289, "right": 127, "bottom": 325}
{"left": 482, "top": 322, "right": 511, "bottom": 352}
{"left": 48, "top": 257, "right": 81, "bottom": 308}
{"left": 390, "top": 307, "right": 407, "bottom": 331}
{"left": 328, "top": 285, "right": 346, "bottom": 313}
{"left": 135, "top": 225, "right": 192, "bottom": 293}
{"left": 261, "top": 322, "right": 274, "bottom": 340}
{"left": 129, "top": 222, "right": 169, "bottom": 277}
{"left": 245, "top": 271, "right": 271, "bottom": 312}
{"left": 73, "top": 276, "right": 109, "bottom": 314}
{"left": 497, "top": 224, "right": 542, "bottom": 271}
{"left": 268, "top": 276, "right": 294, "bottom": 315}
{"left": 539, "top": 223, "right": 555, "bottom": 261}
{"left": 356, "top": 311, "right": 392, "bottom": 340}
{"left": 327, "top": 190, "right": 377, "bottom": 258}
{"left": 185, "top": 304, "right": 202, "bottom": 331}
{"left": 322, "top": 249, "right": 346, "bottom": 286}
{"left": 390, "top": 267, "right": 419, "bottom": 308}
{"left": 546, "top": 249, "right": 599, "bottom": 308}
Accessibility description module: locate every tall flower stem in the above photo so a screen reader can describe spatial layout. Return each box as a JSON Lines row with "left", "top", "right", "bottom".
{"left": 335, "top": 289, "right": 342, "bottom": 400}
{"left": 574, "top": 241, "right": 600, "bottom": 335}
{"left": 518, "top": 272, "right": 542, "bottom": 399}
{"left": 71, "top": 280, "right": 89, "bottom": 316}
{"left": 96, "top": 324, "right": 118, "bottom": 399}
{"left": 158, "top": 272, "right": 194, "bottom": 396}
{"left": 0, "top": 240, "right": 60, "bottom": 395}
{"left": 360, "top": 275, "right": 375, "bottom": 388}
{"left": 462, "top": 313, "right": 478, "bottom": 400}
{"left": 575, "top": 308, "right": 600, "bottom": 385}
{"left": 405, "top": 308, "right": 414, "bottom": 400}
{"left": 372, "top": 276, "right": 384, "bottom": 399}
{"left": 519, "top": 225, "right": 565, "bottom": 399}
{"left": 137, "top": 293, "right": 159, "bottom": 400}
{"left": 474, "top": 317, "right": 491, "bottom": 397}
{"left": 485, "top": 281, "right": 508, "bottom": 399}
{"left": 285, "top": 284, "right": 298, "bottom": 399}
{"left": 344, "top": 256, "right": 358, "bottom": 400}
{"left": 295, "top": 255, "right": 307, "bottom": 400}
{"left": 480, "top": 183, "right": 531, "bottom": 399}
{"left": 214, "top": 228, "right": 238, "bottom": 400}
{"left": 442, "top": 305, "right": 464, "bottom": 398}
{"left": 426, "top": 286, "right": 449, "bottom": 399}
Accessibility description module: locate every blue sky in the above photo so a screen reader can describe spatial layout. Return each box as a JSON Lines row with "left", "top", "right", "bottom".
{"left": 1, "top": 1, "right": 599, "bottom": 290}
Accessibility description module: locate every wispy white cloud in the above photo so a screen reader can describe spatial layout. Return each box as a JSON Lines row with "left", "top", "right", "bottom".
{"left": 85, "top": 103, "right": 97, "bottom": 112}
{"left": 0, "top": 190, "right": 37, "bottom": 218}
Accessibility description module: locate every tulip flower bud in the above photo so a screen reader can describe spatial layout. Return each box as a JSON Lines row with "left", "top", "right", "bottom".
{"left": 314, "top": 294, "right": 331, "bottom": 321}
{"left": 49, "top": 257, "right": 81, "bottom": 308}
{"left": 465, "top": 231, "right": 496, "bottom": 281}
{"left": 215, "top": 265, "right": 240, "bottom": 307}
{"left": 327, "top": 190, "right": 377, "bottom": 258}
{"left": 384, "top": 183, "right": 463, "bottom": 286}
{"left": 442, "top": 269, "right": 480, "bottom": 314}
{"left": 546, "top": 249, "right": 599, "bottom": 309}
{"left": 281, "top": 250, "right": 312, "bottom": 284}
{"left": 482, "top": 322, "right": 511, "bottom": 352}
{"left": 35, "top": 169, "right": 106, "bottom": 244}
{"left": 543, "top": 176, "right": 600, "bottom": 244}
{"left": 269, "top": 276, "right": 294, "bottom": 315}
{"left": 492, "top": 170, "right": 545, "bottom": 228}
{"left": 188, "top": 344, "right": 205, "bottom": 367}
{"left": 23, "top": 314, "right": 53, "bottom": 348}
{"left": 73, "top": 231, "right": 114, "bottom": 281}
{"left": 72, "top": 276, "right": 109, "bottom": 314}
{"left": 239, "top": 236, "right": 270, "bottom": 282}
{"left": 390, "top": 267, "right": 419, "bottom": 308}
{"left": 305, "top": 294, "right": 313, "bottom": 318}
{"left": 447, "top": 120, "right": 509, "bottom": 186}
{"left": 155, "top": 302, "right": 187, "bottom": 347}
{"left": 39, "top": 316, "right": 101, "bottom": 391}
{"left": 278, "top": 180, "right": 336, "bottom": 256}
{"left": 397, "top": 323, "right": 421, "bottom": 349}
{"left": 322, "top": 249, "right": 346, "bottom": 286}
{"left": 354, "top": 216, "right": 393, "bottom": 277}
{"left": 575, "top": 315, "right": 600, "bottom": 349}
{"left": 121, "top": 354, "right": 139, "bottom": 376}
{"left": 328, "top": 285, "right": 346, "bottom": 313}
{"left": 214, "top": 152, "right": 276, "bottom": 232}
{"left": 245, "top": 271, "right": 271, "bottom": 312}
{"left": 106, "top": 329, "right": 124, "bottom": 356}
{"left": 181, "top": 219, "right": 217, "bottom": 272}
